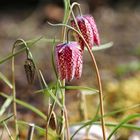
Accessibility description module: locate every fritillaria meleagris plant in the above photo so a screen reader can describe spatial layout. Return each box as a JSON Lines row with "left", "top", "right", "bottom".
{"left": 49, "top": 2, "right": 106, "bottom": 140}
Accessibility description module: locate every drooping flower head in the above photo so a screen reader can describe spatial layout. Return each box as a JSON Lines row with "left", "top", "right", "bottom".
{"left": 55, "top": 42, "right": 83, "bottom": 81}
{"left": 71, "top": 15, "right": 100, "bottom": 50}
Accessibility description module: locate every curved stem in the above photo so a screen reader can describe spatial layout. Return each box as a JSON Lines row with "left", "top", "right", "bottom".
{"left": 61, "top": 79, "right": 66, "bottom": 140}
{"left": 71, "top": 2, "right": 82, "bottom": 17}
{"left": 12, "top": 40, "right": 21, "bottom": 139}
{"left": 60, "top": 1, "right": 71, "bottom": 139}
{"left": 45, "top": 83, "right": 58, "bottom": 140}
{"left": 87, "top": 47, "right": 106, "bottom": 140}
{"left": 3, "top": 122, "right": 14, "bottom": 140}
{"left": 71, "top": 13, "right": 106, "bottom": 138}
{"left": 64, "top": 106, "right": 70, "bottom": 140}
{"left": 66, "top": 29, "right": 72, "bottom": 43}
{"left": 48, "top": 22, "right": 106, "bottom": 140}
{"left": 11, "top": 39, "right": 44, "bottom": 139}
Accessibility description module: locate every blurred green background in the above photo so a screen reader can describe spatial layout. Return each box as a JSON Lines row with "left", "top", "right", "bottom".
{"left": 0, "top": 0, "right": 140, "bottom": 139}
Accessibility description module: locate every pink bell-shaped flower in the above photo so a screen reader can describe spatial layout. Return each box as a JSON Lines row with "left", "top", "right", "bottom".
{"left": 71, "top": 15, "right": 100, "bottom": 50}
{"left": 55, "top": 42, "right": 83, "bottom": 81}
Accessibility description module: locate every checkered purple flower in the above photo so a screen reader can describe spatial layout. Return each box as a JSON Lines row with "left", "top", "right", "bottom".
{"left": 55, "top": 42, "right": 83, "bottom": 81}
{"left": 71, "top": 15, "right": 100, "bottom": 50}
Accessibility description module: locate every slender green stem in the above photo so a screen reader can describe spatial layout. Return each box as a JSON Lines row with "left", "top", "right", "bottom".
{"left": 64, "top": 106, "right": 70, "bottom": 140}
{"left": 12, "top": 40, "right": 20, "bottom": 139}
{"left": 61, "top": 79, "right": 66, "bottom": 140}
{"left": 62, "top": 0, "right": 70, "bottom": 42}
{"left": 71, "top": 2, "right": 82, "bottom": 16}
{"left": 46, "top": 38, "right": 58, "bottom": 140}
{"left": 70, "top": 5, "right": 106, "bottom": 140}
{"left": 87, "top": 41, "right": 106, "bottom": 140}
{"left": 3, "top": 122, "right": 14, "bottom": 140}
{"left": 60, "top": 1, "right": 71, "bottom": 139}
{"left": 45, "top": 83, "right": 58, "bottom": 140}
{"left": 0, "top": 36, "right": 43, "bottom": 64}
{"left": 11, "top": 39, "right": 44, "bottom": 139}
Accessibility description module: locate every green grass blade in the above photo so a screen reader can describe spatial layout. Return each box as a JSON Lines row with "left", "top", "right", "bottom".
{"left": 17, "top": 120, "right": 57, "bottom": 138}
{"left": 0, "top": 97, "right": 13, "bottom": 116}
{"left": 0, "top": 114, "right": 14, "bottom": 124}
{"left": 107, "top": 114, "right": 140, "bottom": 140}
{"left": 0, "top": 37, "right": 60, "bottom": 64}
{"left": 64, "top": 86, "right": 98, "bottom": 93}
{"left": 70, "top": 121, "right": 140, "bottom": 140}
{"left": 39, "top": 70, "right": 62, "bottom": 108}
{"left": 3, "top": 122, "right": 14, "bottom": 140}
{"left": 104, "top": 104, "right": 140, "bottom": 117}
{"left": 90, "top": 42, "right": 113, "bottom": 51}
{"left": 48, "top": 22, "right": 113, "bottom": 51}
{"left": 0, "top": 72, "right": 13, "bottom": 89}
{"left": 51, "top": 38, "right": 58, "bottom": 78}
{"left": 0, "top": 92, "right": 46, "bottom": 120}
{"left": 35, "top": 86, "right": 98, "bottom": 95}
{"left": 93, "top": 121, "right": 140, "bottom": 130}
{"left": 70, "top": 104, "right": 140, "bottom": 139}
{"left": 18, "top": 120, "right": 45, "bottom": 134}
{"left": 0, "top": 37, "right": 43, "bottom": 64}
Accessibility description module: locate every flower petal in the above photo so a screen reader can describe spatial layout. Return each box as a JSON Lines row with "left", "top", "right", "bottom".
{"left": 56, "top": 44, "right": 66, "bottom": 80}
{"left": 84, "top": 15, "right": 100, "bottom": 45}
{"left": 75, "top": 50, "right": 83, "bottom": 79}
{"left": 71, "top": 15, "right": 94, "bottom": 50}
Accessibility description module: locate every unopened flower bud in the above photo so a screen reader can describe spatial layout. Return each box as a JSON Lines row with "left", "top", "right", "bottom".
{"left": 49, "top": 111, "right": 57, "bottom": 130}
{"left": 24, "top": 58, "right": 35, "bottom": 84}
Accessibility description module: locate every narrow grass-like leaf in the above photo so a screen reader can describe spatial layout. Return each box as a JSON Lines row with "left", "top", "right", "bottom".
{"left": 0, "top": 37, "right": 43, "bottom": 64}
{"left": 107, "top": 114, "right": 140, "bottom": 140}
{"left": 51, "top": 38, "right": 58, "bottom": 78}
{"left": 0, "top": 72, "right": 12, "bottom": 89}
{"left": 104, "top": 104, "right": 140, "bottom": 118}
{"left": 70, "top": 104, "right": 140, "bottom": 139}
{"left": 35, "top": 86, "right": 98, "bottom": 94}
{"left": 39, "top": 70, "right": 62, "bottom": 107}
{"left": 17, "top": 120, "right": 57, "bottom": 138}
{"left": 0, "top": 97, "right": 12, "bottom": 116}
{"left": 64, "top": 86, "right": 98, "bottom": 93}
{"left": 48, "top": 22, "right": 113, "bottom": 51}
{"left": 91, "top": 42, "right": 113, "bottom": 51}
{"left": 0, "top": 92, "right": 46, "bottom": 120}
{"left": 3, "top": 122, "right": 14, "bottom": 140}
{"left": 18, "top": 120, "right": 45, "bottom": 133}
{"left": 70, "top": 121, "right": 140, "bottom": 140}
{"left": 0, "top": 37, "right": 60, "bottom": 64}
{"left": 0, "top": 114, "right": 14, "bottom": 124}
{"left": 93, "top": 121, "right": 140, "bottom": 130}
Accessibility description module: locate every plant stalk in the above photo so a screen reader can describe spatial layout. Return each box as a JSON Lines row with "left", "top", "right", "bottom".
{"left": 12, "top": 44, "right": 19, "bottom": 139}
{"left": 87, "top": 47, "right": 106, "bottom": 140}
{"left": 60, "top": 0, "right": 71, "bottom": 139}
{"left": 3, "top": 122, "right": 14, "bottom": 140}
{"left": 70, "top": 8, "right": 106, "bottom": 139}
